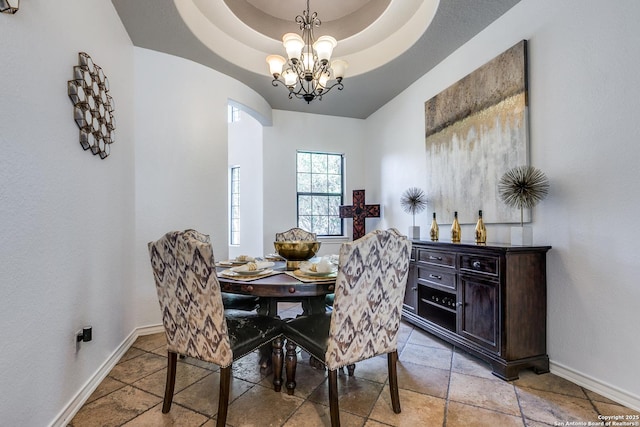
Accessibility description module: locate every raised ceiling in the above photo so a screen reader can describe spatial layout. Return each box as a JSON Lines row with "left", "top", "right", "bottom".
{"left": 111, "top": 0, "right": 521, "bottom": 119}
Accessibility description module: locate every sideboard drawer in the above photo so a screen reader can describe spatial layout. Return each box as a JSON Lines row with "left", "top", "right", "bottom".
{"left": 459, "top": 254, "right": 499, "bottom": 277}
{"left": 417, "top": 266, "right": 456, "bottom": 290}
{"left": 417, "top": 249, "right": 456, "bottom": 268}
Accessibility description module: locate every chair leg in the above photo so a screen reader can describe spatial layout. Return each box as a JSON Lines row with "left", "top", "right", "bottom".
{"left": 272, "top": 336, "right": 284, "bottom": 392}
{"left": 285, "top": 340, "right": 297, "bottom": 395}
{"left": 217, "top": 365, "right": 232, "bottom": 427}
{"left": 346, "top": 363, "right": 355, "bottom": 376}
{"left": 162, "top": 351, "right": 178, "bottom": 413}
{"left": 387, "top": 350, "right": 401, "bottom": 413}
{"left": 328, "top": 369, "right": 341, "bottom": 427}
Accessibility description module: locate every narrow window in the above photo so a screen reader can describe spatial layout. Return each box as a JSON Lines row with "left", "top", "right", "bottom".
{"left": 230, "top": 166, "right": 240, "bottom": 245}
{"left": 228, "top": 105, "right": 240, "bottom": 123}
{"left": 296, "top": 151, "right": 344, "bottom": 236}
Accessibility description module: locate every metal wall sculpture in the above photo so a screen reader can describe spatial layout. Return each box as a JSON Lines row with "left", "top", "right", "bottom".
{"left": 68, "top": 52, "right": 115, "bottom": 159}
{"left": 424, "top": 40, "right": 529, "bottom": 225}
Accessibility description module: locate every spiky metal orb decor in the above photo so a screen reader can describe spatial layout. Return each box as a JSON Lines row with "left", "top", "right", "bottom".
{"left": 401, "top": 187, "right": 428, "bottom": 227}
{"left": 498, "top": 166, "right": 549, "bottom": 225}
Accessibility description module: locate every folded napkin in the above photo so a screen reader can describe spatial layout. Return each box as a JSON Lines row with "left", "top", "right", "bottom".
{"left": 301, "top": 258, "right": 336, "bottom": 274}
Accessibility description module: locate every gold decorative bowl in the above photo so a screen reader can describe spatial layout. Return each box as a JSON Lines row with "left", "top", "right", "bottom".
{"left": 274, "top": 241, "right": 321, "bottom": 270}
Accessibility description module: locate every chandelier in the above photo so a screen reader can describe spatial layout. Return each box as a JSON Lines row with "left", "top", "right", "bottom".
{"left": 266, "top": 0, "right": 348, "bottom": 104}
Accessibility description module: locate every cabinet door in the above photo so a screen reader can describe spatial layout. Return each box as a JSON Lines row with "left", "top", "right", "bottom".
{"left": 459, "top": 275, "right": 499, "bottom": 353}
{"left": 403, "top": 262, "right": 418, "bottom": 313}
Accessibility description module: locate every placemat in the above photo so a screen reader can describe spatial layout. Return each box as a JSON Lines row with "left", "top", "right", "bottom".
{"left": 217, "top": 269, "right": 282, "bottom": 281}
{"left": 285, "top": 270, "right": 337, "bottom": 283}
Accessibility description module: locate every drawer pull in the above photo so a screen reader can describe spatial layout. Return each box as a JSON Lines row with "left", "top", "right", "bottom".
{"left": 429, "top": 274, "right": 442, "bottom": 280}
{"left": 456, "top": 302, "right": 464, "bottom": 307}
{"left": 412, "top": 287, "right": 417, "bottom": 291}
{"left": 472, "top": 261, "right": 481, "bottom": 269}
{"left": 429, "top": 255, "right": 443, "bottom": 261}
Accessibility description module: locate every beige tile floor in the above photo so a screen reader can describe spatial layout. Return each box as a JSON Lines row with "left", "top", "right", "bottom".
{"left": 70, "top": 303, "right": 638, "bottom": 426}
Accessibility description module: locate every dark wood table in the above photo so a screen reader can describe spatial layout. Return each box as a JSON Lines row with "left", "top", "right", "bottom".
{"left": 217, "top": 261, "right": 335, "bottom": 316}
{"left": 216, "top": 261, "right": 335, "bottom": 394}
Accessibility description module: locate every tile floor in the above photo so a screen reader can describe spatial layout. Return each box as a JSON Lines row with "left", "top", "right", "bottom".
{"left": 70, "top": 303, "right": 638, "bottom": 426}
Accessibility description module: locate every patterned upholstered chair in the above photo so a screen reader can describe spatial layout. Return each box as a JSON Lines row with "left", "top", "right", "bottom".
{"left": 283, "top": 228, "right": 411, "bottom": 426}
{"left": 148, "top": 230, "right": 285, "bottom": 427}
{"left": 275, "top": 227, "right": 317, "bottom": 242}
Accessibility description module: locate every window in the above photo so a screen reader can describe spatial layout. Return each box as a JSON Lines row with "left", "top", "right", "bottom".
{"left": 230, "top": 166, "right": 240, "bottom": 245}
{"left": 296, "top": 151, "right": 344, "bottom": 236}
{"left": 228, "top": 105, "right": 240, "bottom": 123}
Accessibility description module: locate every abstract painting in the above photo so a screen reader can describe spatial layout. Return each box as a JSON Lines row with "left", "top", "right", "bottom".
{"left": 425, "top": 40, "right": 529, "bottom": 225}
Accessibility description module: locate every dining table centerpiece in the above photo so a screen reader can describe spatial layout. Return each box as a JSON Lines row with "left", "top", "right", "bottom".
{"left": 273, "top": 240, "right": 321, "bottom": 270}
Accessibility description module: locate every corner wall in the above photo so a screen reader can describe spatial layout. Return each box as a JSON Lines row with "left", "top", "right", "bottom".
{"left": 0, "top": 1, "right": 136, "bottom": 425}
{"left": 133, "top": 48, "right": 271, "bottom": 327}
{"left": 365, "top": 0, "right": 640, "bottom": 408}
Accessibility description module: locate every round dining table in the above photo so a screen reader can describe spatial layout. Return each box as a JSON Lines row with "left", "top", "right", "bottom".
{"left": 216, "top": 261, "right": 336, "bottom": 394}
{"left": 216, "top": 261, "right": 335, "bottom": 317}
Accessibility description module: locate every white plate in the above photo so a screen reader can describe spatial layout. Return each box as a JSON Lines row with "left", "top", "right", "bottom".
{"left": 299, "top": 267, "right": 338, "bottom": 277}
{"left": 222, "top": 268, "right": 273, "bottom": 277}
{"left": 219, "top": 258, "right": 252, "bottom": 266}
{"left": 230, "top": 262, "right": 275, "bottom": 275}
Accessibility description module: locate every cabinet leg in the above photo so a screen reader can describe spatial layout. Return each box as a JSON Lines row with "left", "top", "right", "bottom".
{"left": 490, "top": 363, "right": 520, "bottom": 381}
{"left": 532, "top": 357, "right": 550, "bottom": 375}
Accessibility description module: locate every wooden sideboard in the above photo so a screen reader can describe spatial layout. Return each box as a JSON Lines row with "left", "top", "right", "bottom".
{"left": 402, "top": 240, "right": 551, "bottom": 380}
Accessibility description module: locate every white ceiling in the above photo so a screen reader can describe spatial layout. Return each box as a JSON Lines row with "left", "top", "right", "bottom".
{"left": 111, "top": 0, "right": 521, "bottom": 119}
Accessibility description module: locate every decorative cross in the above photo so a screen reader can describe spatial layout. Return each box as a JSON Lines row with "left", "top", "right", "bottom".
{"left": 339, "top": 189, "right": 381, "bottom": 240}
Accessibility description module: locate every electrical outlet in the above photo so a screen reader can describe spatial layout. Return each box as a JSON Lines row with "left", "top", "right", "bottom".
{"left": 76, "top": 326, "right": 92, "bottom": 343}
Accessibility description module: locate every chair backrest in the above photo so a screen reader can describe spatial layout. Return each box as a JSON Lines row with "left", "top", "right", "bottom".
{"left": 148, "top": 230, "right": 233, "bottom": 367}
{"left": 275, "top": 227, "right": 317, "bottom": 242}
{"left": 326, "top": 228, "right": 411, "bottom": 370}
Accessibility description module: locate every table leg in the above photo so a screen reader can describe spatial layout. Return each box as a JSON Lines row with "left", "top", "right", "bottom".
{"left": 285, "top": 339, "right": 297, "bottom": 395}
{"left": 272, "top": 336, "right": 284, "bottom": 392}
{"left": 257, "top": 297, "right": 279, "bottom": 373}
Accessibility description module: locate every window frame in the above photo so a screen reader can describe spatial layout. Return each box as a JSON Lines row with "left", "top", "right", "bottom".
{"left": 230, "top": 166, "right": 240, "bottom": 245}
{"left": 296, "top": 150, "right": 344, "bottom": 237}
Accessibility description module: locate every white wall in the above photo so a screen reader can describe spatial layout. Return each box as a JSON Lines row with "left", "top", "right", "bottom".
{"left": 262, "top": 110, "right": 368, "bottom": 256}
{"left": 0, "top": 1, "right": 135, "bottom": 425}
{"left": 366, "top": 0, "right": 640, "bottom": 409}
{"left": 228, "top": 109, "right": 264, "bottom": 258}
{"left": 133, "top": 48, "right": 271, "bottom": 327}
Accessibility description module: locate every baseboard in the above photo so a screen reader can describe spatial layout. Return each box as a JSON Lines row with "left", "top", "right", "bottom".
{"left": 49, "top": 323, "right": 164, "bottom": 427}
{"left": 550, "top": 360, "right": 640, "bottom": 412}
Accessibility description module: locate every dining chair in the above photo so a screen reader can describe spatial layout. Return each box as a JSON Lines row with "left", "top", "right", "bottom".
{"left": 148, "top": 229, "right": 285, "bottom": 427}
{"left": 283, "top": 228, "right": 411, "bottom": 426}
{"left": 275, "top": 227, "right": 317, "bottom": 241}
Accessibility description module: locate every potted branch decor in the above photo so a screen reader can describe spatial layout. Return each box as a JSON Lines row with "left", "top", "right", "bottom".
{"left": 498, "top": 165, "right": 549, "bottom": 245}
{"left": 401, "top": 187, "right": 427, "bottom": 239}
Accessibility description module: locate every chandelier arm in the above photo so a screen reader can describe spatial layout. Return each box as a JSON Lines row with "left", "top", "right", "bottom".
{"left": 316, "top": 81, "right": 344, "bottom": 97}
